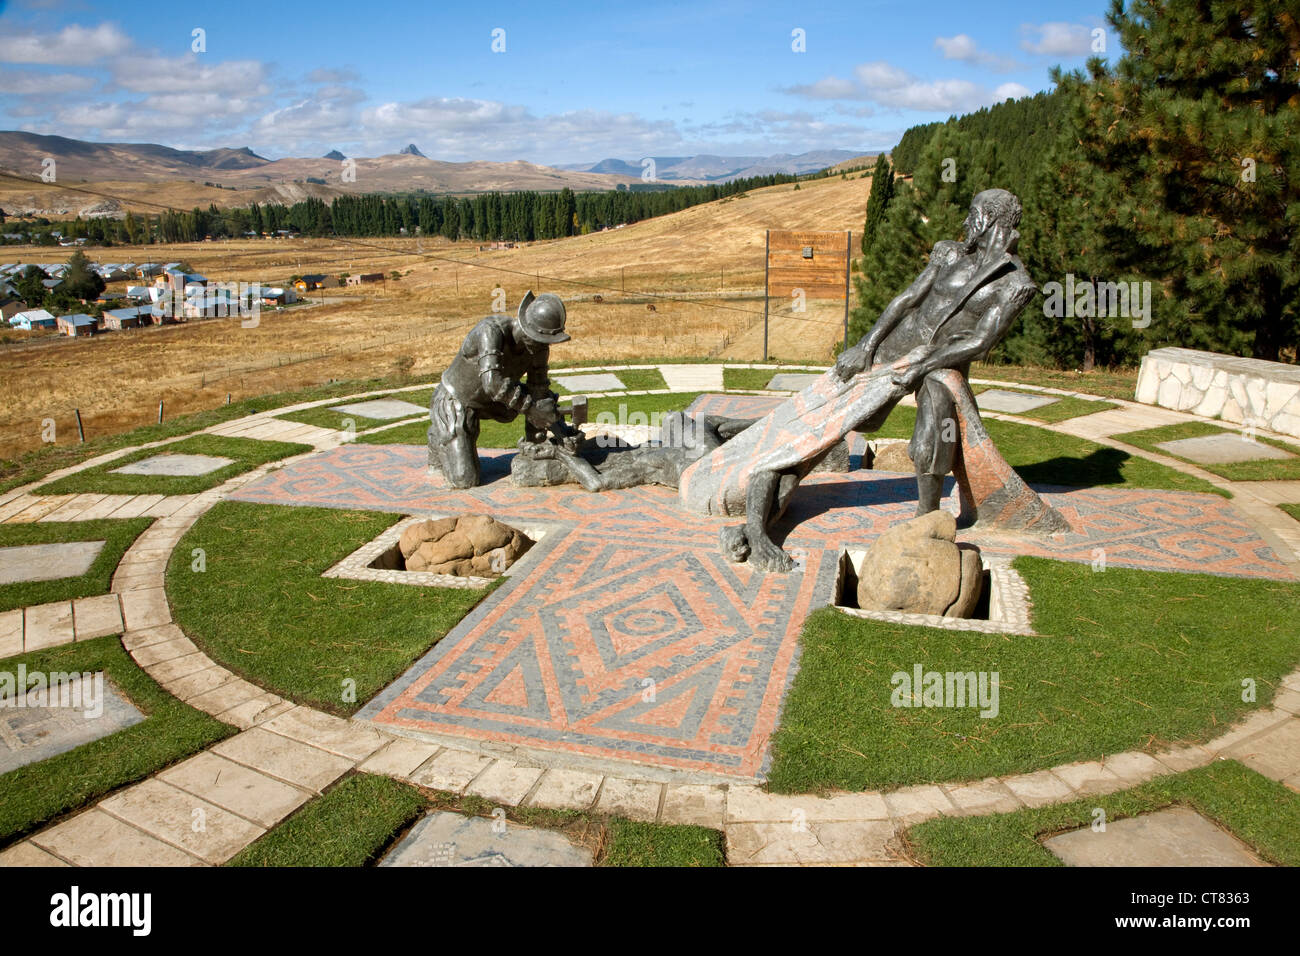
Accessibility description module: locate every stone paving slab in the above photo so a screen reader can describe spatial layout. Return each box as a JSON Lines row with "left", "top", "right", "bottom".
{"left": 1222, "top": 717, "right": 1300, "bottom": 781}
{"left": 159, "top": 751, "right": 312, "bottom": 828}
{"left": 0, "top": 540, "right": 105, "bottom": 585}
{"left": 976, "top": 388, "right": 1061, "bottom": 414}
{"left": 466, "top": 760, "right": 544, "bottom": 806}
{"left": 526, "top": 768, "right": 603, "bottom": 810}
{"left": 0, "top": 673, "right": 145, "bottom": 774}
{"left": 766, "top": 373, "right": 824, "bottom": 391}
{"left": 99, "top": 778, "right": 264, "bottom": 864}
{"left": 726, "top": 819, "right": 899, "bottom": 865}
{"left": 72, "top": 594, "right": 123, "bottom": 640}
{"left": 0, "top": 609, "right": 21, "bottom": 659}
{"left": 661, "top": 783, "right": 726, "bottom": 828}
{"left": 23, "top": 602, "right": 74, "bottom": 650}
{"left": 1156, "top": 433, "right": 1294, "bottom": 465}
{"left": 1045, "top": 807, "right": 1267, "bottom": 867}
{"left": 359, "top": 737, "right": 441, "bottom": 778}
{"left": 112, "top": 453, "right": 236, "bottom": 477}
{"left": 594, "top": 777, "right": 662, "bottom": 821}
{"left": 553, "top": 373, "right": 626, "bottom": 392}
{"left": 40, "top": 494, "right": 109, "bottom": 522}
{"left": 211, "top": 727, "right": 355, "bottom": 792}
{"left": 329, "top": 399, "right": 428, "bottom": 421}
{"left": 32, "top": 808, "right": 203, "bottom": 867}
{"left": 0, "top": 841, "right": 68, "bottom": 866}
{"left": 380, "top": 810, "right": 593, "bottom": 867}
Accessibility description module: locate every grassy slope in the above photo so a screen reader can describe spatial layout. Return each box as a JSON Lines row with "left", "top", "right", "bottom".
{"left": 1, "top": 372, "right": 426, "bottom": 495}
{"left": 907, "top": 760, "right": 1300, "bottom": 866}
{"left": 0, "top": 517, "right": 151, "bottom": 612}
{"left": 1115, "top": 421, "right": 1300, "bottom": 482}
{"left": 35, "top": 434, "right": 311, "bottom": 496}
{"left": 766, "top": 557, "right": 1300, "bottom": 793}
{"left": 167, "top": 501, "right": 487, "bottom": 715}
{"left": 0, "top": 635, "right": 232, "bottom": 845}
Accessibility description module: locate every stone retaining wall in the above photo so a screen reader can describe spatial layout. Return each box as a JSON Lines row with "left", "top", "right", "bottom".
{"left": 1135, "top": 347, "right": 1300, "bottom": 438}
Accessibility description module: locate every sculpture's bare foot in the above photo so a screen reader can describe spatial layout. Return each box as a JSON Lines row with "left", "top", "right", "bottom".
{"left": 720, "top": 525, "right": 750, "bottom": 563}
{"left": 748, "top": 537, "right": 794, "bottom": 573}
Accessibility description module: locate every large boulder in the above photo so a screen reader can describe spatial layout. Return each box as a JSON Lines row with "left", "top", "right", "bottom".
{"left": 868, "top": 440, "right": 915, "bottom": 473}
{"left": 399, "top": 515, "right": 532, "bottom": 576}
{"left": 856, "top": 510, "right": 983, "bottom": 618}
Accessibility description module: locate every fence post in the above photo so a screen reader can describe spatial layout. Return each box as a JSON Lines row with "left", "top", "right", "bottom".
{"left": 74, "top": 408, "right": 85, "bottom": 443}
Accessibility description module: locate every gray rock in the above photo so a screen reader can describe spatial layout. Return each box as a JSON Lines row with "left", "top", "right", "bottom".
{"left": 856, "top": 511, "right": 983, "bottom": 618}
{"left": 869, "top": 441, "right": 915, "bottom": 473}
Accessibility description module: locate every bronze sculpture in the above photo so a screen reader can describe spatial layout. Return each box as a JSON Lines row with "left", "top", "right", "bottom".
{"left": 428, "top": 291, "right": 577, "bottom": 488}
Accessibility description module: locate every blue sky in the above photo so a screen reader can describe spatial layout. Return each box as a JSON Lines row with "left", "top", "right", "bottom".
{"left": 0, "top": 0, "right": 1115, "bottom": 164}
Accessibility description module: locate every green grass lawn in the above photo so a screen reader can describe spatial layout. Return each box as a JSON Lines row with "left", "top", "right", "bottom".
{"left": 356, "top": 391, "right": 705, "bottom": 448}
{"left": 1115, "top": 421, "right": 1300, "bottom": 482}
{"left": 0, "top": 517, "right": 151, "bottom": 612}
{"left": 906, "top": 760, "right": 1300, "bottom": 866}
{"left": 1282, "top": 504, "right": 1300, "bottom": 523}
{"left": 766, "top": 557, "right": 1300, "bottom": 794}
{"left": 229, "top": 773, "right": 727, "bottom": 867}
{"left": 972, "top": 363, "right": 1139, "bottom": 401}
{"left": 971, "top": 385, "right": 1117, "bottom": 423}
{"left": 867, "top": 405, "right": 1224, "bottom": 497}
{"left": 275, "top": 388, "right": 435, "bottom": 431}
{"left": 167, "top": 501, "right": 488, "bottom": 715}
{"left": 35, "top": 434, "right": 312, "bottom": 496}
{"left": 723, "top": 367, "right": 788, "bottom": 391}
{"left": 228, "top": 774, "right": 427, "bottom": 867}
{"left": 0, "top": 635, "right": 232, "bottom": 846}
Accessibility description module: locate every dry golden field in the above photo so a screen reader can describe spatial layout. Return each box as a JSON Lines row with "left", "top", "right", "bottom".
{"left": 0, "top": 172, "right": 873, "bottom": 456}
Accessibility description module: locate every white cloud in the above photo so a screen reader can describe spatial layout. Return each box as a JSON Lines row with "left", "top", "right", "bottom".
{"left": 934, "top": 34, "right": 1020, "bottom": 72}
{"left": 1020, "top": 22, "right": 1095, "bottom": 56}
{"left": 992, "top": 82, "right": 1031, "bottom": 101}
{"left": 784, "top": 61, "right": 1033, "bottom": 114}
{"left": 0, "top": 69, "right": 96, "bottom": 94}
{"left": 110, "top": 56, "right": 269, "bottom": 96}
{"left": 0, "top": 23, "right": 130, "bottom": 64}
{"left": 782, "top": 75, "right": 862, "bottom": 100}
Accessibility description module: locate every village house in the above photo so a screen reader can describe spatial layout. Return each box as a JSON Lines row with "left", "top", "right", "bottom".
{"left": 9, "top": 308, "right": 56, "bottom": 330}
{"left": 102, "top": 305, "right": 151, "bottom": 330}
{"left": 0, "top": 297, "right": 26, "bottom": 322}
{"left": 346, "top": 272, "right": 383, "bottom": 285}
{"left": 294, "top": 274, "right": 333, "bottom": 291}
{"left": 56, "top": 313, "right": 97, "bottom": 337}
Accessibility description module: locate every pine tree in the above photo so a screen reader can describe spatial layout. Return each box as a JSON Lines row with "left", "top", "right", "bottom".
{"left": 1076, "top": 0, "right": 1300, "bottom": 361}
{"left": 848, "top": 124, "right": 1003, "bottom": 343}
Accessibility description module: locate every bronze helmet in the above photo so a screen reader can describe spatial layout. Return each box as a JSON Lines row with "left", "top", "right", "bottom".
{"left": 516, "top": 291, "right": 570, "bottom": 344}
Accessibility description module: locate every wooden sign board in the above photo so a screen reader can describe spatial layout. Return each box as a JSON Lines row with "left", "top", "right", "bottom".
{"left": 765, "top": 230, "right": 851, "bottom": 299}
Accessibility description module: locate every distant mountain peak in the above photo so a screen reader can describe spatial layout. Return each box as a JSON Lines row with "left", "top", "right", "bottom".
{"left": 323, "top": 149, "right": 345, "bottom": 161}
{"left": 400, "top": 143, "right": 425, "bottom": 158}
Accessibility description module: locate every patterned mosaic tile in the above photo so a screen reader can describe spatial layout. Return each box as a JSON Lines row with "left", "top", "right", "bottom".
{"left": 225, "top": 435, "right": 1293, "bottom": 780}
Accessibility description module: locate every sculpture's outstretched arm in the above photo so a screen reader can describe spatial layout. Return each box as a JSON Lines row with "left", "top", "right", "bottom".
{"left": 893, "top": 282, "right": 1034, "bottom": 391}
{"left": 834, "top": 258, "right": 941, "bottom": 381}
